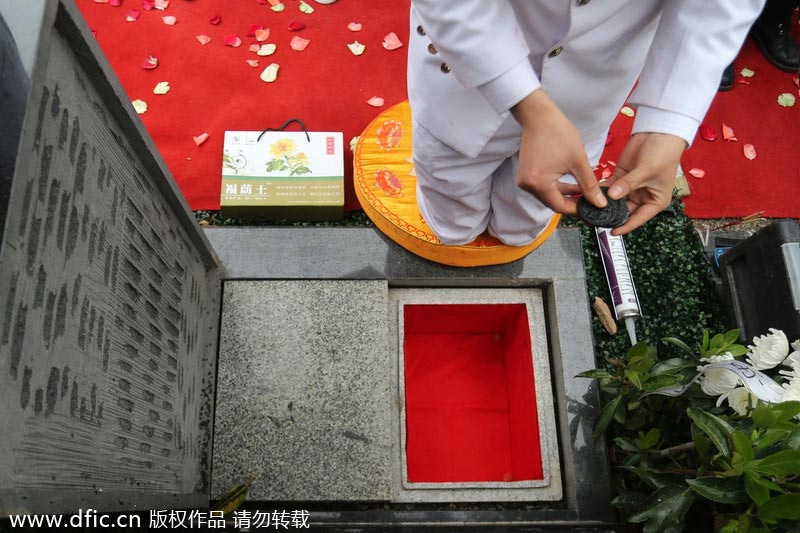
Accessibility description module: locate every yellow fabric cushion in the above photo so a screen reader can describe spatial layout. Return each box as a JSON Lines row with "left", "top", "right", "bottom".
{"left": 354, "top": 101, "right": 559, "bottom": 267}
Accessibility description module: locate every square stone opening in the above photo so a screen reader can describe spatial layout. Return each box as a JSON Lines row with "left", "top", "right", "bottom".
{"left": 392, "top": 289, "right": 561, "bottom": 502}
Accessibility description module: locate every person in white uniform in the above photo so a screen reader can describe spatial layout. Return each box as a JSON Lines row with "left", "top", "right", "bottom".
{"left": 408, "top": 0, "right": 766, "bottom": 246}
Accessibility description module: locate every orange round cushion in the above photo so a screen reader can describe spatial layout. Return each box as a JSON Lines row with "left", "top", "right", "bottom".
{"left": 353, "top": 101, "right": 559, "bottom": 267}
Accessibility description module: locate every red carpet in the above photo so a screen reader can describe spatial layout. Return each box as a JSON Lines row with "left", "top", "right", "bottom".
{"left": 79, "top": 1, "right": 798, "bottom": 218}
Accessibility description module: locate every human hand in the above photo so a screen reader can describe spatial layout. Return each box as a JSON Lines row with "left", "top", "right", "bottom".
{"left": 605, "top": 132, "right": 686, "bottom": 235}
{"left": 511, "top": 90, "right": 606, "bottom": 215}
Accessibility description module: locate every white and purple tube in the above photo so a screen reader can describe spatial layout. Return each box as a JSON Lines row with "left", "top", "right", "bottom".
{"left": 595, "top": 227, "right": 642, "bottom": 345}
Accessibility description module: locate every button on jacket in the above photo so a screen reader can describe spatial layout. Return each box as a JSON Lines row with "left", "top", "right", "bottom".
{"left": 408, "top": 0, "right": 766, "bottom": 160}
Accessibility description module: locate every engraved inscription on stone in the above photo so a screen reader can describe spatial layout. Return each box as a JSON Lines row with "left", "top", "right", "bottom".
{"left": 0, "top": 29, "right": 218, "bottom": 503}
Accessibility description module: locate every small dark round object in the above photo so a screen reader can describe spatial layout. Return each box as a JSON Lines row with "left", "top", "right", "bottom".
{"left": 577, "top": 187, "right": 629, "bottom": 228}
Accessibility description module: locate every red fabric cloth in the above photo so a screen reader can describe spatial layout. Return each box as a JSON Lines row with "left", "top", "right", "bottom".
{"left": 80, "top": 2, "right": 799, "bottom": 218}
{"left": 403, "top": 304, "right": 543, "bottom": 484}
{"left": 602, "top": 37, "right": 800, "bottom": 220}
{"left": 76, "top": 0, "right": 411, "bottom": 212}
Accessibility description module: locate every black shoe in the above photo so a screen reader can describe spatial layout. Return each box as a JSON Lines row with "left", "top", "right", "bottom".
{"left": 719, "top": 62, "right": 735, "bottom": 91}
{"left": 751, "top": 0, "right": 799, "bottom": 72}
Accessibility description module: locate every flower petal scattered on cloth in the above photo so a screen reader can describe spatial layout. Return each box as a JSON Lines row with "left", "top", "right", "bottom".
{"left": 290, "top": 36, "right": 310, "bottom": 51}
{"left": 347, "top": 22, "right": 362, "bottom": 32}
{"left": 620, "top": 106, "right": 635, "bottom": 117}
{"left": 247, "top": 24, "right": 264, "bottom": 37}
{"left": 246, "top": 59, "right": 260, "bottom": 67}
{"left": 746, "top": 328, "right": 789, "bottom": 370}
{"left": 162, "top": 16, "right": 177, "bottom": 26}
{"left": 367, "top": 96, "right": 384, "bottom": 107}
{"left": 209, "top": 14, "right": 221, "bottom": 25}
{"left": 126, "top": 9, "right": 140, "bottom": 21}
{"left": 110, "top": 0, "right": 122, "bottom": 6}
{"left": 727, "top": 387, "right": 756, "bottom": 416}
{"left": 223, "top": 35, "right": 242, "bottom": 47}
{"left": 141, "top": 55, "right": 158, "bottom": 70}
{"left": 142, "top": 0, "right": 154, "bottom": 11}
{"left": 298, "top": 1, "right": 314, "bottom": 14}
{"left": 255, "top": 29, "right": 270, "bottom": 42}
{"left": 288, "top": 21, "right": 306, "bottom": 32}
{"left": 601, "top": 167, "right": 613, "bottom": 179}
{"left": 382, "top": 32, "right": 403, "bottom": 50}
{"left": 740, "top": 67, "right": 755, "bottom": 78}
{"left": 132, "top": 99, "right": 148, "bottom": 114}
{"left": 153, "top": 81, "right": 170, "bottom": 95}
{"left": 196, "top": 34, "right": 211, "bottom": 45}
{"left": 257, "top": 44, "right": 277, "bottom": 56}
{"left": 348, "top": 41, "right": 366, "bottom": 55}
{"left": 743, "top": 143, "right": 756, "bottom": 160}
{"left": 778, "top": 93, "right": 796, "bottom": 107}
{"left": 271, "top": 3, "right": 285, "bottom": 12}
{"left": 154, "top": 0, "right": 169, "bottom": 10}
{"left": 698, "top": 353, "right": 741, "bottom": 397}
{"left": 722, "top": 124, "right": 737, "bottom": 141}
{"left": 249, "top": 43, "right": 260, "bottom": 52}
{"left": 260, "top": 63, "right": 279, "bottom": 83}
{"left": 193, "top": 133, "right": 209, "bottom": 146}
{"left": 688, "top": 168, "right": 705, "bottom": 178}
{"left": 699, "top": 124, "right": 717, "bottom": 141}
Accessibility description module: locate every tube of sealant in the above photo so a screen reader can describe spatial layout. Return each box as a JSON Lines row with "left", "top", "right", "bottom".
{"left": 595, "top": 227, "right": 642, "bottom": 345}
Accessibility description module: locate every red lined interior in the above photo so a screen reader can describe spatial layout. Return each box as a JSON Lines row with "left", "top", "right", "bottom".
{"left": 403, "top": 304, "right": 543, "bottom": 483}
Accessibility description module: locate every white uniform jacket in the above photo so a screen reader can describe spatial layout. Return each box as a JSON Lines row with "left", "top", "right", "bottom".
{"left": 408, "top": 0, "right": 766, "bottom": 161}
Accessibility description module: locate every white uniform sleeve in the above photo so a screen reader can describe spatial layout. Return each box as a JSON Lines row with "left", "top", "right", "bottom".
{"left": 412, "top": 0, "right": 540, "bottom": 113}
{"left": 628, "top": 0, "right": 766, "bottom": 146}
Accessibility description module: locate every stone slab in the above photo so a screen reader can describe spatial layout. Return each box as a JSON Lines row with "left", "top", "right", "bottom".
{"left": 212, "top": 280, "right": 393, "bottom": 501}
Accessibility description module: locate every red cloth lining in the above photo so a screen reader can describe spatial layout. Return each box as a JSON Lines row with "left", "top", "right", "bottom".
{"left": 403, "top": 304, "right": 543, "bottom": 484}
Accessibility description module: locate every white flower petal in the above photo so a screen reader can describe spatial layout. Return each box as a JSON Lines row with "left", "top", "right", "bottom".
{"left": 727, "top": 387, "right": 755, "bottom": 416}
{"left": 746, "top": 328, "right": 789, "bottom": 370}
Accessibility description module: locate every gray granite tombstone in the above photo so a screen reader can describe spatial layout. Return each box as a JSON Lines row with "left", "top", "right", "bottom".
{"left": 0, "top": 0, "right": 221, "bottom": 516}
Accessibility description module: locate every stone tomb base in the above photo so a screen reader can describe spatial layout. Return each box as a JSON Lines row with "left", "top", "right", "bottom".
{"left": 208, "top": 227, "right": 612, "bottom": 523}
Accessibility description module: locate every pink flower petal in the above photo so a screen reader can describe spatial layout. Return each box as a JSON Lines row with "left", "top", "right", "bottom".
{"left": 249, "top": 43, "right": 260, "bottom": 52}
{"left": 601, "top": 167, "right": 613, "bottom": 179}
{"left": 688, "top": 168, "right": 705, "bottom": 178}
{"left": 193, "top": 133, "right": 209, "bottom": 146}
{"left": 743, "top": 143, "right": 757, "bottom": 160}
{"left": 126, "top": 9, "right": 140, "bottom": 21}
{"left": 196, "top": 34, "right": 211, "bottom": 45}
{"left": 347, "top": 22, "right": 362, "bottom": 32}
{"left": 210, "top": 14, "right": 221, "bottom": 25}
{"left": 699, "top": 124, "right": 717, "bottom": 141}
{"left": 141, "top": 0, "right": 154, "bottom": 11}
{"left": 162, "top": 15, "right": 177, "bottom": 25}
{"left": 722, "top": 124, "right": 737, "bottom": 142}
{"left": 255, "top": 28, "right": 270, "bottom": 42}
{"left": 141, "top": 54, "right": 158, "bottom": 70}
{"left": 268, "top": 0, "right": 281, "bottom": 4}
{"left": 247, "top": 24, "right": 264, "bottom": 37}
{"left": 110, "top": 0, "right": 123, "bottom": 6}
{"left": 246, "top": 59, "right": 260, "bottom": 67}
{"left": 290, "top": 35, "right": 310, "bottom": 51}
{"left": 154, "top": 0, "right": 168, "bottom": 9}
{"left": 382, "top": 32, "right": 403, "bottom": 51}
{"left": 224, "top": 35, "right": 242, "bottom": 47}
{"left": 606, "top": 160, "right": 616, "bottom": 166}
{"left": 287, "top": 21, "right": 306, "bottom": 32}
{"left": 367, "top": 96, "right": 385, "bottom": 107}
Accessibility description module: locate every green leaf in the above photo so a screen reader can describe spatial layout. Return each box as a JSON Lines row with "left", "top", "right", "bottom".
{"left": 702, "top": 329, "right": 710, "bottom": 352}
{"left": 614, "top": 436, "right": 640, "bottom": 453}
{"left": 732, "top": 431, "right": 754, "bottom": 462}
{"left": 686, "top": 476, "right": 748, "bottom": 504}
{"left": 687, "top": 407, "right": 733, "bottom": 456}
{"left": 721, "top": 329, "right": 741, "bottom": 347}
{"left": 628, "top": 343, "right": 657, "bottom": 374}
{"left": 661, "top": 337, "right": 695, "bottom": 357}
{"left": 754, "top": 429, "right": 790, "bottom": 451}
{"left": 745, "top": 472, "right": 771, "bottom": 506}
{"left": 611, "top": 491, "right": 649, "bottom": 509}
{"left": 650, "top": 358, "right": 697, "bottom": 375}
{"left": 593, "top": 396, "right": 622, "bottom": 439}
{"left": 641, "top": 373, "right": 685, "bottom": 392}
{"left": 619, "top": 466, "right": 681, "bottom": 490}
{"left": 628, "top": 486, "right": 694, "bottom": 533}
{"left": 576, "top": 368, "right": 613, "bottom": 379}
{"left": 635, "top": 428, "right": 660, "bottom": 450}
{"left": 748, "top": 449, "right": 800, "bottom": 476}
{"left": 770, "top": 401, "right": 800, "bottom": 422}
{"left": 756, "top": 493, "right": 800, "bottom": 523}
{"left": 726, "top": 344, "right": 749, "bottom": 357}
{"left": 625, "top": 368, "right": 643, "bottom": 389}
{"left": 784, "top": 431, "right": 800, "bottom": 451}
{"left": 692, "top": 424, "right": 710, "bottom": 459}
{"left": 709, "top": 333, "right": 725, "bottom": 351}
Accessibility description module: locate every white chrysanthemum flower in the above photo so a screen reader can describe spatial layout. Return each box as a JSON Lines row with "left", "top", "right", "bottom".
{"left": 784, "top": 350, "right": 800, "bottom": 369}
{"left": 780, "top": 372, "right": 800, "bottom": 403}
{"left": 727, "top": 387, "right": 756, "bottom": 416}
{"left": 746, "top": 328, "right": 789, "bottom": 370}
{"left": 792, "top": 339, "right": 800, "bottom": 352}
{"left": 699, "top": 353, "right": 740, "bottom": 396}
